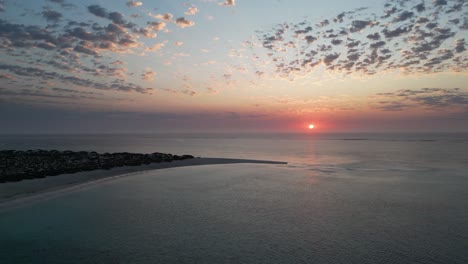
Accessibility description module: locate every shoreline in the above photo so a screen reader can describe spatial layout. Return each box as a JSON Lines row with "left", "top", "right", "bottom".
{"left": 0, "top": 158, "right": 287, "bottom": 208}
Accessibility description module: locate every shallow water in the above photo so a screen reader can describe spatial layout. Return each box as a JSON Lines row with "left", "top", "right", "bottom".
{"left": 1, "top": 163, "right": 467, "bottom": 263}
{"left": 1, "top": 133, "right": 467, "bottom": 263}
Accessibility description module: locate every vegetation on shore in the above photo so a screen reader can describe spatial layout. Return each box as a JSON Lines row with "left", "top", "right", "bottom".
{"left": 0, "top": 150, "right": 194, "bottom": 183}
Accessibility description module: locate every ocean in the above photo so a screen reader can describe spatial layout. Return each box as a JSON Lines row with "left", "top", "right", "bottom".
{"left": 0, "top": 133, "right": 467, "bottom": 263}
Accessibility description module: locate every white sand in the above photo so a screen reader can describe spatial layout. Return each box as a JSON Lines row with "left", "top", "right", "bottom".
{"left": 0, "top": 158, "right": 286, "bottom": 207}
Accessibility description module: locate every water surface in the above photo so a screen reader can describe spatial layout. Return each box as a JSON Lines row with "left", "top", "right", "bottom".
{"left": 1, "top": 133, "right": 467, "bottom": 263}
{"left": 1, "top": 163, "right": 467, "bottom": 264}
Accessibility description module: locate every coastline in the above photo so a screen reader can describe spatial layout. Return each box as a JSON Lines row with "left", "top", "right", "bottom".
{"left": 0, "top": 158, "right": 287, "bottom": 208}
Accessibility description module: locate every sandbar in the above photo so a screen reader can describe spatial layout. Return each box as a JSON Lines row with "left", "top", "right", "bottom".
{"left": 0, "top": 158, "right": 287, "bottom": 208}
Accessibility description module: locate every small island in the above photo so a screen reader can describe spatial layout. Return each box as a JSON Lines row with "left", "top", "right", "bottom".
{"left": 0, "top": 150, "right": 194, "bottom": 183}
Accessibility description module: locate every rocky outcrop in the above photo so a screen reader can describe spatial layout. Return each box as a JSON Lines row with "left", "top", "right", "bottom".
{"left": 0, "top": 150, "right": 194, "bottom": 183}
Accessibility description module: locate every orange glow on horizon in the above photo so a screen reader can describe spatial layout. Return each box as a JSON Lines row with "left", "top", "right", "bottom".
{"left": 308, "top": 124, "right": 315, "bottom": 129}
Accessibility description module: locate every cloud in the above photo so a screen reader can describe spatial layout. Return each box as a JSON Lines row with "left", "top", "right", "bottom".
{"left": 393, "top": 11, "right": 414, "bottom": 22}
{"left": 88, "top": 5, "right": 107, "bottom": 18}
{"left": 74, "top": 44, "right": 99, "bottom": 56}
{"left": 46, "top": 0, "right": 74, "bottom": 9}
{"left": 142, "top": 70, "right": 156, "bottom": 81}
{"left": 219, "top": 0, "right": 235, "bottom": 6}
{"left": 153, "top": 13, "right": 173, "bottom": 22}
{"left": 0, "top": 63, "right": 152, "bottom": 94}
{"left": 331, "top": 39, "right": 343, "bottom": 45}
{"left": 147, "top": 21, "right": 166, "bottom": 31}
{"left": 323, "top": 53, "right": 340, "bottom": 65}
{"left": 42, "top": 10, "right": 63, "bottom": 23}
{"left": 366, "top": 32, "right": 381, "bottom": 40}
{"left": 413, "top": 2, "right": 425, "bottom": 12}
{"left": 382, "top": 25, "right": 413, "bottom": 38}
{"left": 87, "top": 5, "right": 134, "bottom": 28}
{"left": 433, "top": 0, "right": 448, "bottom": 7}
{"left": 185, "top": 7, "right": 199, "bottom": 15}
{"left": 36, "top": 42, "right": 57, "bottom": 50}
{"left": 295, "top": 26, "right": 313, "bottom": 35}
{"left": 369, "top": 41, "right": 386, "bottom": 49}
{"left": 145, "top": 42, "right": 166, "bottom": 52}
{"left": 350, "top": 20, "right": 374, "bottom": 32}
{"left": 0, "top": 19, "right": 55, "bottom": 42}
{"left": 454, "top": 39, "right": 465, "bottom": 53}
{"left": 0, "top": 88, "right": 104, "bottom": 101}
{"left": 126, "top": 1, "right": 143, "bottom": 7}
{"left": 52, "top": 88, "right": 102, "bottom": 95}
{"left": 375, "top": 101, "right": 413, "bottom": 111}
{"left": 108, "top": 12, "right": 127, "bottom": 25}
{"left": 0, "top": 73, "right": 14, "bottom": 79}
{"left": 375, "top": 88, "right": 468, "bottom": 111}
{"left": 63, "top": 22, "right": 142, "bottom": 50}
{"left": 183, "top": 90, "right": 196, "bottom": 96}
{"left": 173, "top": 52, "right": 190, "bottom": 58}
{"left": 175, "top": 17, "right": 195, "bottom": 28}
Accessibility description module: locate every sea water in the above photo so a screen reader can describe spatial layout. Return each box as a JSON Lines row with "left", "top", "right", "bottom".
{"left": 0, "top": 133, "right": 467, "bottom": 263}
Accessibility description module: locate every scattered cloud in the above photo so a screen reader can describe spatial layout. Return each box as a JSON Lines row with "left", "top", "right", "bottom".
{"left": 249, "top": 0, "right": 468, "bottom": 78}
{"left": 0, "top": 87, "right": 106, "bottom": 101}
{"left": 185, "top": 7, "right": 199, "bottom": 15}
{"left": 153, "top": 13, "right": 173, "bottom": 22}
{"left": 126, "top": 1, "right": 143, "bottom": 7}
{"left": 46, "top": 0, "right": 74, "bottom": 9}
{"left": 0, "top": 0, "right": 196, "bottom": 98}
{"left": 0, "top": 73, "right": 14, "bottom": 79}
{"left": 1, "top": 0, "right": 466, "bottom": 126}
{"left": 147, "top": 21, "right": 166, "bottom": 31}
{"left": 173, "top": 52, "right": 191, "bottom": 57}
{"left": 142, "top": 70, "right": 156, "bottom": 81}
{"left": 145, "top": 41, "right": 166, "bottom": 52}
{"left": 0, "top": 63, "right": 152, "bottom": 94}
{"left": 219, "top": 0, "right": 235, "bottom": 6}
{"left": 375, "top": 88, "right": 468, "bottom": 111}
{"left": 52, "top": 88, "right": 102, "bottom": 95}
{"left": 42, "top": 9, "right": 63, "bottom": 23}
{"left": 183, "top": 89, "right": 196, "bottom": 96}
{"left": 87, "top": 5, "right": 108, "bottom": 19}
{"left": 87, "top": 5, "right": 135, "bottom": 29}
{"left": 175, "top": 17, "right": 195, "bottom": 28}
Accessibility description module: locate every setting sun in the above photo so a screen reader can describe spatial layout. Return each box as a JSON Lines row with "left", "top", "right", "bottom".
{"left": 308, "top": 124, "right": 315, "bottom": 129}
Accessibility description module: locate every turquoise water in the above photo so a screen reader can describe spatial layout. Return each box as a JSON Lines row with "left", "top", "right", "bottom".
{"left": 0, "top": 133, "right": 468, "bottom": 263}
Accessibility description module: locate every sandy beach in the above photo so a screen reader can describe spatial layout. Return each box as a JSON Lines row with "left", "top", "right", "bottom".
{"left": 0, "top": 158, "right": 286, "bottom": 207}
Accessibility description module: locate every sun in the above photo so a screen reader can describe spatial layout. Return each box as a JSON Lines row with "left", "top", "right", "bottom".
{"left": 308, "top": 124, "right": 315, "bottom": 129}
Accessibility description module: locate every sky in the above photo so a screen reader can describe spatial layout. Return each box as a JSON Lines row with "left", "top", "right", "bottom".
{"left": 0, "top": 0, "right": 467, "bottom": 133}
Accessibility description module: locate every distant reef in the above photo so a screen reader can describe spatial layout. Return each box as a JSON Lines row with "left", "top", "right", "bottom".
{"left": 0, "top": 150, "right": 194, "bottom": 183}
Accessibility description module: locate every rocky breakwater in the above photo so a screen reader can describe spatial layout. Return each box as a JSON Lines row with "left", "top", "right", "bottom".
{"left": 0, "top": 150, "right": 194, "bottom": 183}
